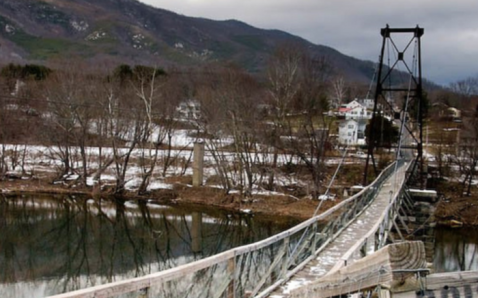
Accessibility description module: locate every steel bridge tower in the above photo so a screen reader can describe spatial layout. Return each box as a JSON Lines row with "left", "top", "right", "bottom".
{"left": 363, "top": 25, "right": 425, "bottom": 187}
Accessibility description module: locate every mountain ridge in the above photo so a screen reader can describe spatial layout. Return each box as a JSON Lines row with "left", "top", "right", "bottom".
{"left": 0, "top": 0, "right": 376, "bottom": 82}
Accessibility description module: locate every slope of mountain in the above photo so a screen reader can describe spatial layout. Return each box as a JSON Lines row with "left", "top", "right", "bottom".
{"left": 0, "top": 0, "right": 376, "bottom": 82}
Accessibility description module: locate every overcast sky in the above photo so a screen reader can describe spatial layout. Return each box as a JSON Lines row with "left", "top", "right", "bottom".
{"left": 138, "top": 0, "right": 478, "bottom": 86}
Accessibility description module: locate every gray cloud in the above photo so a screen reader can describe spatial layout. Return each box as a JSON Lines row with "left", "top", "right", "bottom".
{"left": 140, "top": 0, "right": 478, "bottom": 85}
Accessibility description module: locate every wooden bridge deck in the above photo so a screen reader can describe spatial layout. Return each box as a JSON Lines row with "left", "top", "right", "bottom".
{"left": 269, "top": 163, "right": 408, "bottom": 297}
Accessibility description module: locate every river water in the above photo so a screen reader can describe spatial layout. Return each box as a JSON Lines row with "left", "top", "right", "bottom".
{"left": 0, "top": 194, "right": 299, "bottom": 298}
{"left": 433, "top": 226, "right": 478, "bottom": 272}
{"left": 1, "top": 195, "right": 477, "bottom": 298}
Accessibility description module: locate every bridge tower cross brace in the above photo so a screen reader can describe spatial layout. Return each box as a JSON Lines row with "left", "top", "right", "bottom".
{"left": 363, "top": 25, "right": 425, "bottom": 187}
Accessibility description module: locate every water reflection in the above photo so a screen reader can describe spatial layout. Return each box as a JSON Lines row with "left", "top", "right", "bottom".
{"left": 0, "top": 194, "right": 297, "bottom": 297}
{"left": 434, "top": 227, "right": 478, "bottom": 272}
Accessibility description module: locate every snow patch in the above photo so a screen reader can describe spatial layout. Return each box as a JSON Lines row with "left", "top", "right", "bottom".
{"left": 124, "top": 178, "right": 142, "bottom": 190}
{"left": 146, "top": 202, "right": 171, "bottom": 209}
{"left": 148, "top": 181, "right": 174, "bottom": 190}
{"left": 280, "top": 278, "right": 310, "bottom": 294}
{"left": 124, "top": 201, "right": 139, "bottom": 208}
{"left": 5, "top": 24, "right": 15, "bottom": 34}
{"left": 86, "top": 31, "right": 107, "bottom": 41}
{"left": 71, "top": 20, "right": 89, "bottom": 31}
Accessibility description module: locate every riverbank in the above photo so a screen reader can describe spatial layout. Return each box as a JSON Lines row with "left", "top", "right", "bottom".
{"left": 434, "top": 195, "right": 478, "bottom": 227}
{"left": 1, "top": 176, "right": 477, "bottom": 225}
{"left": 432, "top": 180, "right": 478, "bottom": 227}
{"left": 0, "top": 177, "right": 328, "bottom": 221}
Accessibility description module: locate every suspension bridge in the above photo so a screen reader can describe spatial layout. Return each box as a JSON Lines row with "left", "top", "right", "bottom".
{"left": 47, "top": 26, "right": 478, "bottom": 298}
{"left": 44, "top": 154, "right": 478, "bottom": 298}
{"left": 47, "top": 154, "right": 478, "bottom": 298}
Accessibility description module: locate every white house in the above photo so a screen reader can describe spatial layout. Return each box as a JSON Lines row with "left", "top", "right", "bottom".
{"left": 337, "top": 99, "right": 372, "bottom": 146}
{"left": 338, "top": 119, "right": 367, "bottom": 146}
{"left": 338, "top": 99, "right": 372, "bottom": 120}
{"left": 359, "top": 98, "right": 374, "bottom": 109}
{"left": 176, "top": 99, "right": 201, "bottom": 121}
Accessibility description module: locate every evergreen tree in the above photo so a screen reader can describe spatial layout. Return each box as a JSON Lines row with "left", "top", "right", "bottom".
{"left": 365, "top": 115, "right": 399, "bottom": 148}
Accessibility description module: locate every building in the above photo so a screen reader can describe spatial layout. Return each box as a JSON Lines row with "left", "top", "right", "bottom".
{"left": 338, "top": 99, "right": 372, "bottom": 120}
{"left": 337, "top": 99, "right": 372, "bottom": 146}
{"left": 360, "top": 98, "right": 374, "bottom": 109}
{"left": 447, "top": 107, "right": 462, "bottom": 122}
{"left": 176, "top": 99, "right": 201, "bottom": 121}
{"left": 338, "top": 119, "right": 368, "bottom": 146}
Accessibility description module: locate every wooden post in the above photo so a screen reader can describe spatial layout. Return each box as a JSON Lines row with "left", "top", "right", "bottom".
{"left": 192, "top": 212, "right": 202, "bottom": 253}
{"left": 281, "top": 237, "right": 290, "bottom": 279}
{"left": 379, "top": 289, "right": 391, "bottom": 298}
{"left": 227, "top": 257, "right": 236, "bottom": 298}
{"left": 193, "top": 142, "right": 205, "bottom": 186}
{"left": 366, "top": 234, "right": 375, "bottom": 255}
{"left": 310, "top": 222, "right": 318, "bottom": 254}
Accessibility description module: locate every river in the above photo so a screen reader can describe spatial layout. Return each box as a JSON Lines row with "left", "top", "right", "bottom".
{"left": 433, "top": 226, "right": 478, "bottom": 272}
{"left": 1, "top": 194, "right": 476, "bottom": 297}
{"left": 0, "top": 194, "right": 299, "bottom": 298}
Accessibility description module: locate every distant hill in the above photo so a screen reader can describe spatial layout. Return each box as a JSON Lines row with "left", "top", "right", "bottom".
{"left": 0, "top": 0, "right": 378, "bottom": 82}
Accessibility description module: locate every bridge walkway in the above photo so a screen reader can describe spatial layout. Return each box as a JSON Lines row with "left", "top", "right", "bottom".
{"left": 269, "top": 162, "right": 409, "bottom": 297}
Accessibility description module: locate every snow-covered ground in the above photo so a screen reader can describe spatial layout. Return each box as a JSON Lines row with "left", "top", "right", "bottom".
{"left": 0, "top": 128, "right": 319, "bottom": 197}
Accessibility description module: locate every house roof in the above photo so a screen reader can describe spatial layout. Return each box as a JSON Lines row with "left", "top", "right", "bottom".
{"left": 339, "top": 107, "right": 351, "bottom": 112}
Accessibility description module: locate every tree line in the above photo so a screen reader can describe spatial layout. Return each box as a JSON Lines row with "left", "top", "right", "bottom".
{"left": 1, "top": 47, "right": 478, "bottom": 198}
{"left": 0, "top": 46, "right": 342, "bottom": 198}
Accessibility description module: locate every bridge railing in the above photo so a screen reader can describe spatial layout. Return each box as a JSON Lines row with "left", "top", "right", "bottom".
{"left": 325, "top": 159, "right": 413, "bottom": 277}
{"left": 49, "top": 160, "right": 403, "bottom": 298}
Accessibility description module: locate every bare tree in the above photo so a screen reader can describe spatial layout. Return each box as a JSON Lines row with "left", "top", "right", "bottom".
{"left": 331, "top": 76, "right": 347, "bottom": 108}
{"left": 142, "top": 70, "right": 187, "bottom": 179}
{"left": 432, "top": 137, "right": 453, "bottom": 180}
{"left": 265, "top": 44, "right": 303, "bottom": 190}
{"left": 448, "top": 75, "right": 478, "bottom": 196}
{"left": 89, "top": 80, "right": 116, "bottom": 186}
{"left": 43, "top": 81, "right": 76, "bottom": 179}
{"left": 449, "top": 75, "right": 478, "bottom": 100}
{"left": 103, "top": 65, "right": 169, "bottom": 195}
{"left": 195, "top": 66, "right": 236, "bottom": 193}
{"left": 0, "top": 65, "right": 48, "bottom": 177}
{"left": 266, "top": 44, "right": 333, "bottom": 197}
{"left": 286, "top": 55, "right": 333, "bottom": 198}
{"left": 43, "top": 63, "right": 99, "bottom": 185}
{"left": 457, "top": 104, "right": 478, "bottom": 196}
{"left": 105, "top": 80, "right": 141, "bottom": 195}
{"left": 222, "top": 69, "right": 264, "bottom": 195}
{"left": 0, "top": 84, "right": 9, "bottom": 177}
{"left": 192, "top": 64, "right": 266, "bottom": 195}
{"left": 134, "top": 67, "right": 169, "bottom": 194}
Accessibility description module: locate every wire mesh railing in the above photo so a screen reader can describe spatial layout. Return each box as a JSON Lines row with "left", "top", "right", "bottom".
{"left": 327, "top": 159, "right": 413, "bottom": 276}
{"left": 49, "top": 160, "right": 404, "bottom": 298}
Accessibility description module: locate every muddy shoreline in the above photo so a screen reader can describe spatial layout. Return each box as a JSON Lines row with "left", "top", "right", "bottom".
{"left": 2, "top": 178, "right": 477, "bottom": 226}
{"left": 0, "top": 178, "right": 325, "bottom": 221}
